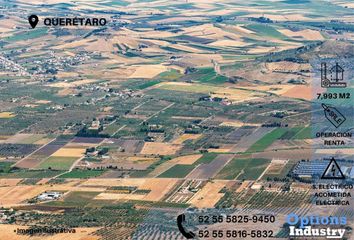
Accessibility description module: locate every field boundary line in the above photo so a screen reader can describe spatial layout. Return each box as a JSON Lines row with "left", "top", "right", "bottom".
{"left": 12, "top": 138, "right": 57, "bottom": 168}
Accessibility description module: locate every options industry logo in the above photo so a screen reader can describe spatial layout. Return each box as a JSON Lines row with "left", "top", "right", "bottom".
{"left": 287, "top": 213, "right": 347, "bottom": 239}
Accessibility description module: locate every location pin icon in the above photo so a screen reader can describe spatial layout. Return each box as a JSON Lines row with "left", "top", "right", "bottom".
{"left": 28, "top": 15, "right": 39, "bottom": 29}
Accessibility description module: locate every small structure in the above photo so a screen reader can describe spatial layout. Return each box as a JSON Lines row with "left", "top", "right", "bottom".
{"left": 37, "top": 192, "right": 62, "bottom": 201}
{"left": 89, "top": 120, "right": 101, "bottom": 131}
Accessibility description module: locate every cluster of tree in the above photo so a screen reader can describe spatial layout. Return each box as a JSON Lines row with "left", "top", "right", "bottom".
{"left": 261, "top": 122, "right": 287, "bottom": 127}
{"left": 249, "top": 16, "right": 273, "bottom": 23}
{"left": 76, "top": 126, "right": 109, "bottom": 138}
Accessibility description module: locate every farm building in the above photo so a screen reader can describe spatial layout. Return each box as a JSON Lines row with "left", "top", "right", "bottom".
{"left": 37, "top": 192, "right": 62, "bottom": 201}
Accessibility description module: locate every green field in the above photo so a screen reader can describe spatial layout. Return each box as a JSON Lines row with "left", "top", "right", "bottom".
{"left": 279, "top": 127, "right": 303, "bottom": 139}
{"left": 157, "top": 69, "right": 183, "bottom": 81}
{"left": 194, "top": 153, "right": 218, "bottom": 164}
{"left": 5, "top": 28, "right": 48, "bottom": 42}
{"left": 216, "top": 158, "right": 271, "bottom": 180}
{"left": 102, "top": 0, "right": 129, "bottom": 7}
{"left": 237, "top": 158, "right": 271, "bottom": 180}
{"left": 246, "top": 128, "right": 288, "bottom": 152}
{"left": 278, "top": 127, "right": 312, "bottom": 140}
{"left": 244, "top": 24, "right": 287, "bottom": 40}
{"left": 58, "top": 169, "right": 106, "bottom": 179}
{"left": 292, "top": 126, "right": 312, "bottom": 139}
{"left": 158, "top": 164, "right": 195, "bottom": 178}
{"left": 157, "top": 153, "right": 218, "bottom": 178}
{"left": 0, "top": 170, "right": 64, "bottom": 178}
{"left": 134, "top": 80, "right": 161, "bottom": 90}
{"left": 37, "top": 156, "right": 78, "bottom": 170}
{"left": 193, "top": 67, "right": 228, "bottom": 85}
{"left": 102, "top": 122, "right": 122, "bottom": 136}
{"left": 0, "top": 162, "right": 13, "bottom": 173}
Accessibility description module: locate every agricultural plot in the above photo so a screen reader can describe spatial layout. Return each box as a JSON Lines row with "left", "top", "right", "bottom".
{"left": 71, "top": 137, "right": 104, "bottom": 144}
{"left": 244, "top": 24, "right": 288, "bottom": 40}
{"left": 51, "top": 147, "right": 85, "bottom": 157}
{"left": 188, "top": 181, "right": 226, "bottom": 208}
{"left": 49, "top": 191, "right": 101, "bottom": 208}
{"left": 0, "top": 144, "right": 38, "bottom": 158}
{"left": 104, "top": 139, "right": 144, "bottom": 154}
{"left": 152, "top": 155, "right": 203, "bottom": 178}
{"left": 292, "top": 126, "right": 312, "bottom": 139}
{"left": 140, "top": 142, "right": 181, "bottom": 155}
{"left": 172, "top": 134, "right": 202, "bottom": 144}
{"left": 0, "top": 170, "right": 64, "bottom": 179}
{"left": 217, "top": 187, "right": 311, "bottom": 215}
{"left": 101, "top": 122, "right": 123, "bottom": 136}
{"left": 158, "top": 164, "right": 196, "bottom": 178}
{"left": 244, "top": 190, "right": 311, "bottom": 215}
{"left": 186, "top": 154, "right": 233, "bottom": 179}
{"left": 4, "top": 28, "right": 48, "bottom": 42}
{"left": 157, "top": 82, "right": 266, "bottom": 103}
{"left": 15, "top": 137, "right": 72, "bottom": 169}
{"left": 155, "top": 153, "right": 216, "bottom": 178}
{"left": 246, "top": 128, "right": 288, "bottom": 153}
{"left": 3, "top": 134, "right": 45, "bottom": 144}
{"left": 37, "top": 156, "right": 78, "bottom": 170}
{"left": 58, "top": 169, "right": 106, "bottom": 179}
{"left": 186, "top": 67, "right": 228, "bottom": 85}
{"left": 262, "top": 159, "right": 294, "bottom": 180}
{"left": 92, "top": 178, "right": 179, "bottom": 202}
{"left": 165, "top": 179, "right": 204, "bottom": 204}
{"left": 0, "top": 162, "right": 13, "bottom": 174}
{"left": 278, "top": 127, "right": 310, "bottom": 140}
{"left": 216, "top": 158, "right": 271, "bottom": 180}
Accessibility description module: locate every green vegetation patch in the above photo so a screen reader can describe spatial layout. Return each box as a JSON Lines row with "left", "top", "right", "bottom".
{"left": 43, "top": 191, "right": 106, "bottom": 208}
{"left": 158, "top": 82, "right": 219, "bottom": 94}
{"left": 5, "top": 28, "right": 48, "bottom": 42}
{"left": 157, "top": 153, "right": 218, "bottom": 178}
{"left": 102, "top": 0, "right": 130, "bottom": 6}
{"left": 58, "top": 169, "right": 106, "bottom": 179}
{"left": 292, "top": 126, "right": 312, "bottom": 139}
{"left": 158, "top": 164, "right": 195, "bottom": 178}
{"left": 38, "top": 156, "right": 78, "bottom": 170}
{"left": 237, "top": 158, "right": 271, "bottom": 180}
{"left": 101, "top": 122, "right": 122, "bottom": 136}
{"left": 244, "top": 24, "right": 287, "bottom": 40}
{"left": 0, "top": 170, "right": 64, "bottom": 178}
{"left": 247, "top": 128, "right": 288, "bottom": 153}
{"left": 189, "top": 67, "right": 228, "bottom": 85}
{"left": 279, "top": 127, "right": 304, "bottom": 139}
{"left": 216, "top": 158, "right": 270, "bottom": 180}
{"left": 134, "top": 80, "right": 161, "bottom": 90}
{"left": 0, "top": 162, "right": 12, "bottom": 173}
{"left": 194, "top": 153, "right": 218, "bottom": 164}
{"left": 50, "top": 191, "right": 102, "bottom": 208}
{"left": 157, "top": 69, "right": 183, "bottom": 81}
